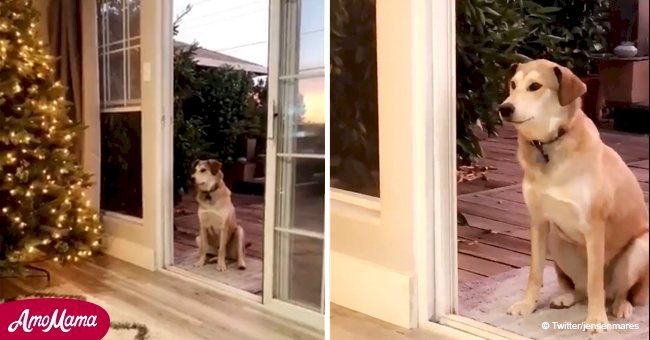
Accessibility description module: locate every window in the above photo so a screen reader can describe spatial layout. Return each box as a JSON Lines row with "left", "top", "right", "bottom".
{"left": 97, "top": 0, "right": 142, "bottom": 217}
{"left": 330, "top": 0, "right": 380, "bottom": 197}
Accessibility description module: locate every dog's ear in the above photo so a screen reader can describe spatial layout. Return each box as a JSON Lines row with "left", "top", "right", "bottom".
{"left": 553, "top": 66, "right": 586, "bottom": 106}
{"left": 191, "top": 159, "right": 200, "bottom": 171}
{"left": 207, "top": 159, "right": 222, "bottom": 175}
{"left": 505, "top": 63, "right": 519, "bottom": 94}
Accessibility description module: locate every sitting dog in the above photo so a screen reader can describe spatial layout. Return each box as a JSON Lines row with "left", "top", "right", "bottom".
{"left": 191, "top": 159, "right": 246, "bottom": 271}
{"left": 499, "top": 59, "right": 648, "bottom": 333}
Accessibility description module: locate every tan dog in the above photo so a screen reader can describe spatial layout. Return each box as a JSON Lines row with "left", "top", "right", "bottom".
{"left": 499, "top": 59, "right": 648, "bottom": 333}
{"left": 191, "top": 159, "right": 246, "bottom": 271}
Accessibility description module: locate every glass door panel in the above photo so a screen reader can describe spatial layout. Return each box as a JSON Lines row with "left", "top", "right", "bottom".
{"left": 265, "top": 0, "right": 325, "bottom": 317}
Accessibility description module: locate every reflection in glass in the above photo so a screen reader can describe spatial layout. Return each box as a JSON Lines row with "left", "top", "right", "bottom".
{"left": 280, "top": 0, "right": 325, "bottom": 75}
{"left": 275, "top": 158, "right": 324, "bottom": 233}
{"left": 330, "top": 0, "right": 380, "bottom": 197}
{"left": 274, "top": 232, "right": 323, "bottom": 311}
{"left": 108, "top": 51, "right": 124, "bottom": 102}
{"left": 100, "top": 112, "right": 142, "bottom": 217}
{"left": 278, "top": 77, "right": 325, "bottom": 155}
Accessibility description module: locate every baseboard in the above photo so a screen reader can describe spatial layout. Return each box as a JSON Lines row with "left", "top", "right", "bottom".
{"left": 101, "top": 235, "right": 155, "bottom": 271}
{"left": 330, "top": 251, "right": 416, "bottom": 328}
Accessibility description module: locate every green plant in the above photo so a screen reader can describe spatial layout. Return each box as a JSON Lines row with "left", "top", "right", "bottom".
{"left": 521, "top": 0, "right": 610, "bottom": 77}
{"left": 194, "top": 66, "right": 255, "bottom": 164}
{"left": 456, "top": 0, "right": 561, "bottom": 164}
{"left": 173, "top": 5, "right": 211, "bottom": 202}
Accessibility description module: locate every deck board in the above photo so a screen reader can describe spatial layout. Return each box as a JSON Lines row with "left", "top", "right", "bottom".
{"left": 458, "top": 125, "right": 649, "bottom": 283}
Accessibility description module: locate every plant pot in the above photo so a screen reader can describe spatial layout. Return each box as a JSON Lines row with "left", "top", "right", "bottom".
{"left": 614, "top": 43, "right": 638, "bottom": 58}
{"left": 580, "top": 75, "right": 604, "bottom": 123}
{"left": 245, "top": 138, "right": 257, "bottom": 160}
{"left": 597, "top": 58, "right": 649, "bottom": 104}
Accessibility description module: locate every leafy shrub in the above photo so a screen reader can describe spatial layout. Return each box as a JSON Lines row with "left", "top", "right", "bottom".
{"left": 456, "top": 0, "right": 557, "bottom": 164}
{"left": 520, "top": 0, "right": 610, "bottom": 77}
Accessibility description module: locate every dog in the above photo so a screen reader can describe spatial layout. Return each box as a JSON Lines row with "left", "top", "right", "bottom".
{"left": 499, "top": 59, "right": 649, "bottom": 333}
{"left": 191, "top": 159, "right": 247, "bottom": 272}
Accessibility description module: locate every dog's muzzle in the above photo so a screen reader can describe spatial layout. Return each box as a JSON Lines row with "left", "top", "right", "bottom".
{"left": 498, "top": 103, "right": 515, "bottom": 120}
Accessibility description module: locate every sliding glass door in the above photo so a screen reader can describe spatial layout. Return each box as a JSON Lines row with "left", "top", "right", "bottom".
{"left": 264, "top": 0, "right": 325, "bottom": 327}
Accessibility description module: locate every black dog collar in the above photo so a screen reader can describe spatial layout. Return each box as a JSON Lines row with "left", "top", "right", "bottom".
{"left": 529, "top": 128, "right": 567, "bottom": 163}
{"left": 200, "top": 182, "right": 219, "bottom": 200}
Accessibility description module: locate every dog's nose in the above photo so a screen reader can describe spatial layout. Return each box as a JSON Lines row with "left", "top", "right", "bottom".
{"left": 498, "top": 103, "right": 515, "bottom": 119}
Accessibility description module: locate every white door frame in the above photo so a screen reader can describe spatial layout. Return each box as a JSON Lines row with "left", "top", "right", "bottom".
{"left": 154, "top": 0, "right": 324, "bottom": 332}
{"left": 81, "top": 0, "right": 163, "bottom": 271}
{"left": 413, "top": 1, "right": 530, "bottom": 339}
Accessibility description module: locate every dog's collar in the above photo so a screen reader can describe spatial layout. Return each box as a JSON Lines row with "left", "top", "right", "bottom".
{"left": 529, "top": 128, "right": 567, "bottom": 163}
{"left": 200, "top": 182, "right": 219, "bottom": 200}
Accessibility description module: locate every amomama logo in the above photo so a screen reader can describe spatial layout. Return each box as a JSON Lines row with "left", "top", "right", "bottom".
{"left": 0, "top": 298, "right": 110, "bottom": 339}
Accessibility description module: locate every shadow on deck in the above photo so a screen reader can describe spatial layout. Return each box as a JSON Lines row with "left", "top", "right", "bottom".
{"left": 457, "top": 125, "right": 649, "bottom": 283}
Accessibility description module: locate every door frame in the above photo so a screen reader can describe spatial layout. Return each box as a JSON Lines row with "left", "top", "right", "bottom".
{"left": 414, "top": 1, "right": 532, "bottom": 339}
{"left": 155, "top": 0, "right": 324, "bottom": 332}
{"left": 81, "top": 0, "right": 163, "bottom": 271}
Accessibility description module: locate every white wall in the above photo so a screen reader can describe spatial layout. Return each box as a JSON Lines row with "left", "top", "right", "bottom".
{"left": 330, "top": 0, "right": 426, "bottom": 329}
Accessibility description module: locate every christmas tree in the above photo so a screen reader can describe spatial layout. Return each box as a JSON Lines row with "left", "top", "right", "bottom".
{"left": 0, "top": 0, "right": 102, "bottom": 271}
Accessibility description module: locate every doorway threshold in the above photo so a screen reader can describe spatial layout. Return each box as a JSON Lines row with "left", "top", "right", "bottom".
{"left": 162, "top": 266, "right": 262, "bottom": 303}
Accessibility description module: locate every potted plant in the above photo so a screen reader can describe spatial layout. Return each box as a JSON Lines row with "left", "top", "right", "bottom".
{"left": 597, "top": 5, "right": 648, "bottom": 106}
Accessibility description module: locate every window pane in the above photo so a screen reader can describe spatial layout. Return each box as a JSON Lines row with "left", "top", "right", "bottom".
{"left": 275, "top": 158, "right": 324, "bottom": 233}
{"left": 99, "top": 56, "right": 105, "bottom": 103}
{"left": 298, "top": 0, "right": 324, "bottom": 71}
{"left": 127, "top": 0, "right": 140, "bottom": 38}
{"left": 274, "top": 232, "right": 323, "bottom": 311}
{"left": 280, "top": 0, "right": 325, "bottom": 75}
{"left": 100, "top": 111, "right": 142, "bottom": 217}
{"left": 108, "top": 51, "right": 124, "bottom": 102}
{"left": 278, "top": 77, "right": 325, "bottom": 155}
{"left": 128, "top": 48, "right": 140, "bottom": 100}
{"left": 106, "top": 0, "right": 124, "bottom": 44}
{"left": 330, "top": 0, "right": 380, "bottom": 197}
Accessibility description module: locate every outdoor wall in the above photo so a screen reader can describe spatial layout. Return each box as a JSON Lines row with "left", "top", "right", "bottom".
{"left": 330, "top": 0, "right": 420, "bottom": 329}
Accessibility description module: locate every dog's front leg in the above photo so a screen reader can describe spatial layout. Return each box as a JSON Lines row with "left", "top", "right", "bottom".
{"left": 216, "top": 228, "right": 229, "bottom": 272}
{"left": 508, "top": 217, "right": 549, "bottom": 316}
{"left": 194, "top": 226, "right": 208, "bottom": 267}
{"left": 584, "top": 220, "right": 609, "bottom": 333}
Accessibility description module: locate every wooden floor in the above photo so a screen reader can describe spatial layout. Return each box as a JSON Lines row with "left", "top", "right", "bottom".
{"left": 457, "top": 125, "right": 650, "bottom": 283}
{"left": 0, "top": 255, "right": 322, "bottom": 340}
{"left": 331, "top": 305, "right": 466, "bottom": 340}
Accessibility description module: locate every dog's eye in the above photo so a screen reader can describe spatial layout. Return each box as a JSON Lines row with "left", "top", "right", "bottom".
{"left": 528, "top": 82, "right": 542, "bottom": 91}
{"left": 510, "top": 81, "right": 516, "bottom": 90}
{"left": 200, "top": 169, "right": 206, "bottom": 173}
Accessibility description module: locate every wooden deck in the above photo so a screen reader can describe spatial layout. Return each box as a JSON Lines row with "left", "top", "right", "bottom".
{"left": 174, "top": 193, "right": 265, "bottom": 294}
{"left": 457, "top": 125, "right": 649, "bottom": 283}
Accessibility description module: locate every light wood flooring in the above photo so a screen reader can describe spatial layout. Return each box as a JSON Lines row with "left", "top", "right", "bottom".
{"left": 330, "top": 305, "right": 470, "bottom": 340}
{"left": 0, "top": 255, "right": 322, "bottom": 340}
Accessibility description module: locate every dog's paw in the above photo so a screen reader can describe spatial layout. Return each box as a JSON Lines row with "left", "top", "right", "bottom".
{"left": 507, "top": 300, "right": 536, "bottom": 316}
{"left": 194, "top": 259, "right": 205, "bottom": 267}
{"left": 613, "top": 299, "right": 634, "bottom": 319}
{"left": 549, "top": 292, "right": 578, "bottom": 309}
{"left": 216, "top": 262, "right": 227, "bottom": 272}
{"left": 584, "top": 312, "right": 609, "bottom": 333}
{"left": 237, "top": 260, "right": 247, "bottom": 270}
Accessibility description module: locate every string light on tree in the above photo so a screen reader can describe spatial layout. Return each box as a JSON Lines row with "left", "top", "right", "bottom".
{"left": 0, "top": 0, "right": 102, "bottom": 271}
